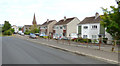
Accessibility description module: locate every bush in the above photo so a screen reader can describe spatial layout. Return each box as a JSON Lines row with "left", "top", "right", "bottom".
{"left": 103, "top": 38, "right": 108, "bottom": 44}
{"left": 83, "top": 39, "right": 88, "bottom": 43}
{"left": 10, "top": 28, "right": 14, "bottom": 33}
{"left": 24, "top": 32, "right": 30, "bottom": 35}
{"left": 3, "top": 30, "right": 12, "bottom": 35}
{"left": 72, "top": 38, "right": 77, "bottom": 41}
{"left": 40, "top": 36, "right": 43, "bottom": 38}
{"left": 43, "top": 36, "right": 49, "bottom": 39}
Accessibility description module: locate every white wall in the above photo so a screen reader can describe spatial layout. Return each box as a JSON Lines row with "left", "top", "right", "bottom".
{"left": 81, "top": 23, "right": 100, "bottom": 39}
{"left": 105, "top": 28, "right": 113, "bottom": 44}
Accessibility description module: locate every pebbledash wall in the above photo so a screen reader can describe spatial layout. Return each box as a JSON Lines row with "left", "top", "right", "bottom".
{"left": 80, "top": 23, "right": 100, "bottom": 39}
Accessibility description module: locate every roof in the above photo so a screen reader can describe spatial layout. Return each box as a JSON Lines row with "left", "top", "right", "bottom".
{"left": 24, "top": 25, "right": 41, "bottom": 27}
{"left": 42, "top": 20, "right": 56, "bottom": 26}
{"left": 79, "top": 16, "right": 102, "bottom": 24}
{"left": 55, "top": 17, "right": 75, "bottom": 25}
{"left": 24, "top": 25, "right": 32, "bottom": 27}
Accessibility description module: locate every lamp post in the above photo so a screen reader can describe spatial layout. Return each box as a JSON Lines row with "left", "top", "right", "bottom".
{"left": 116, "top": 0, "right": 120, "bottom": 12}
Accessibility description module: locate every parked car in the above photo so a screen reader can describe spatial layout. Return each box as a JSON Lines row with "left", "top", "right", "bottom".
{"left": 21, "top": 33, "right": 24, "bottom": 36}
{"left": 29, "top": 34, "right": 37, "bottom": 39}
{"left": 18, "top": 31, "right": 22, "bottom": 35}
{"left": 35, "top": 33, "right": 39, "bottom": 36}
{"left": 61, "top": 37, "right": 68, "bottom": 40}
{"left": 70, "top": 33, "right": 78, "bottom": 39}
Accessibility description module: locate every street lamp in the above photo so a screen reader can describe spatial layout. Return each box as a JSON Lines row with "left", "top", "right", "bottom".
{"left": 116, "top": 0, "right": 120, "bottom": 12}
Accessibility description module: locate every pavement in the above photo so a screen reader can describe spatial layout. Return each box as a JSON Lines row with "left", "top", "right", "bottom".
{"left": 2, "top": 37, "right": 109, "bottom": 64}
{"left": 13, "top": 34, "right": 119, "bottom": 64}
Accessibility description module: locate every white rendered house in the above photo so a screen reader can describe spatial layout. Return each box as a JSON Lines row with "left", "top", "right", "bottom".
{"left": 78, "top": 12, "right": 113, "bottom": 42}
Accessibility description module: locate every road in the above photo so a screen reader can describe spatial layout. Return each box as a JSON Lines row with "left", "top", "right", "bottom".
{"left": 2, "top": 37, "right": 109, "bottom": 64}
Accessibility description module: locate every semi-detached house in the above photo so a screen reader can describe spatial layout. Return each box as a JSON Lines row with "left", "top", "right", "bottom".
{"left": 77, "top": 12, "right": 112, "bottom": 43}
{"left": 40, "top": 19, "right": 57, "bottom": 37}
{"left": 53, "top": 16, "right": 80, "bottom": 38}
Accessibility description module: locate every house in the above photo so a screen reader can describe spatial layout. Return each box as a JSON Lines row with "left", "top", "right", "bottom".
{"left": 40, "top": 19, "right": 57, "bottom": 37}
{"left": 23, "top": 13, "right": 41, "bottom": 33}
{"left": 77, "top": 12, "right": 112, "bottom": 42}
{"left": 53, "top": 16, "right": 80, "bottom": 38}
{"left": 12, "top": 25, "right": 19, "bottom": 33}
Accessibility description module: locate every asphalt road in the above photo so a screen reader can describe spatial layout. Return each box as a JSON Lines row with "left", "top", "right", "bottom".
{"left": 2, "top": 37, "right": 109, "bottom": 64}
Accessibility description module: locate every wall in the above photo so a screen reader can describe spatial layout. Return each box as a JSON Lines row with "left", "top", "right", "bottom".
{"left": 81, "top": 23, "right": 100, "bottom": 39}
{"left": 47, "top": 21, "right": 57, "bottom": 35}
{"left": 54, "top": 25, "right": 64, "bottom": 37}
{"left": 67, "top": 17, "right": 80, "bottom": 37}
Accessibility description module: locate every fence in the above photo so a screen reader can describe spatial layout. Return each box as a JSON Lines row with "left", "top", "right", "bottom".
{"left": 54, "top": 38, "right": 120, "bottom": 53}
{"left": 39, "top": 37, "right": 120, "bottom": 53}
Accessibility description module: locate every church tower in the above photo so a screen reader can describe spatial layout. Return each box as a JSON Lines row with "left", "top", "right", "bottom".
{"left": 32, "top": 13, "right": 37, "bottom": 25}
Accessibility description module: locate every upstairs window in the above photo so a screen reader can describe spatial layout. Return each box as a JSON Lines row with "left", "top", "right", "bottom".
{"left": 92, "top": 25, "right": 97, "bottom": 29}
{"left": 83, "top": 26, "right": 88, "bottom": 29}
{"left": 60, "top": 27, "right": 62, "bottom": 29}
{"left": 63, "top": 25, "right": 66, "bottom": 29}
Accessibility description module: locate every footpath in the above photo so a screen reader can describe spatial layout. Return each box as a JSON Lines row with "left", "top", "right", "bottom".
{"left": 13, "top": 34, "right": 119, "bottom": 64}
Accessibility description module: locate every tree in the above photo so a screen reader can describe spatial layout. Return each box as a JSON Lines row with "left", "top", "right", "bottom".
{"left": 30, "top": 24, "right": 39, "bottom": 33}
{"left": 19, "top": 27, "right": 22, "bottom": 31}
{"left": 100, "top": 5, "right": 120, "bottom": 40}
{"left": 2, "top": 21, "right": 11, "bottom": 32}
{"left": 10, "top": 28, "right": 15, "bottom": 33}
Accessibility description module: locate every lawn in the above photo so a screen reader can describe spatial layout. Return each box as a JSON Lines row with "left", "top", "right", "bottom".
{"left": 0, "top": 32, "right": 2, "bottom": 37}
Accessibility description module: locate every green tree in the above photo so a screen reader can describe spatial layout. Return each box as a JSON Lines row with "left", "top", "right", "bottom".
{"left": 11, "top": 28, "right": 15, "bottom": 33}
{"left": 30, "top": 24, "right": 39, "bottom": 33}
{"left": 100, "top": 5, "right": 120, "bottom": 40}
{"left": 2, "top": 21, "right": 11, "bottom": 32}
{"left": 19, "top": 27, "right": 22, "bottom": 31}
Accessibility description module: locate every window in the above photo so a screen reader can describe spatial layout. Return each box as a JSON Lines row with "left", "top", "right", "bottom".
{"left": 56, "top": 27, "right": 59, "bottom": 29}
{"left": 63, "top": 25, "right": 66, "bottom": 29}
{"left": 92, "top": 35, "right": 97, "bottom": 39}
{"left": 60, "top": 27, "right": 62, "bottom": 29}
{"left": 83, "top": 26, "right": 88, "bottom": 29}
{"left": 83, "top": 35, "right": 87, "bottom": 38}
{"left": 92, "top": 25, "right": 97, "bottom": 29}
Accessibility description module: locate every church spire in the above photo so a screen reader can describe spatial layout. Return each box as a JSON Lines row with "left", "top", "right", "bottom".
{"left": 32, "top": 13, "right": 37, "bottom": 25}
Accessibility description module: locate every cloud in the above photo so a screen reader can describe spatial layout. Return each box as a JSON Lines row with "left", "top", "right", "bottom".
{"left": 0, "top": 0, "right": 117, "bottom": 26}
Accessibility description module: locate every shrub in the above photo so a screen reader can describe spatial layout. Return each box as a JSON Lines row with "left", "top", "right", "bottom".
{"left": 3, "top": 30, "right": 12, "bottom": 35}
{"left": 24, "top": 32, "right": 30, "bottom": 35}
{"left": 88, "top": 39, "right": 91, "bottom": 43}
{"left": 40, "top": 36, "right": 43, "bottom": 38}
{"left": 74, "top": 39, "right": 78, "bottom": 42}
{"left": 72, "top": 38, "right": 77, "bottom": 41}
{"left": 43, "top": 36, "right": 49, "bottom": 39}
{"left": 103, "top": 38, "right": 108, "bottom": 44}
{"left": 10, "top": 28, "right": 14, "bottom": 33}
{"left": 83, "top": 39, "right": 88, "bottom": 43}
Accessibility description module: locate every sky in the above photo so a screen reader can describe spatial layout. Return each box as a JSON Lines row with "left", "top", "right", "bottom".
{"left": 0, "top": 0, "right": 117, "bottom": 26}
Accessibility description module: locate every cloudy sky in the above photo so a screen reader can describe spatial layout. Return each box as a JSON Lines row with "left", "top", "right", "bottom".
{"left": 0, "top": 0, "right": 117, "bottom": 26}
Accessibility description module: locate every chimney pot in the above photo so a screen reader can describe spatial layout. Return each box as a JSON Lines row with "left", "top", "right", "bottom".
{"left": 64, "top": 16, "right": 66, "bottom": 21}
{"left": 47, "top": 19, "right": 49, "bottom": 22}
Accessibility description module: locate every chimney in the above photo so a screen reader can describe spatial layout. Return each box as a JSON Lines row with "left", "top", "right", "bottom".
{"left": 47, "top": 19, "right": 49, "bottom": 23}
{"left": 95, "top": 12, "right": 99, "bottom": 19}
{"left": 64, "top": 16, "right": 66, "bottom": 21}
